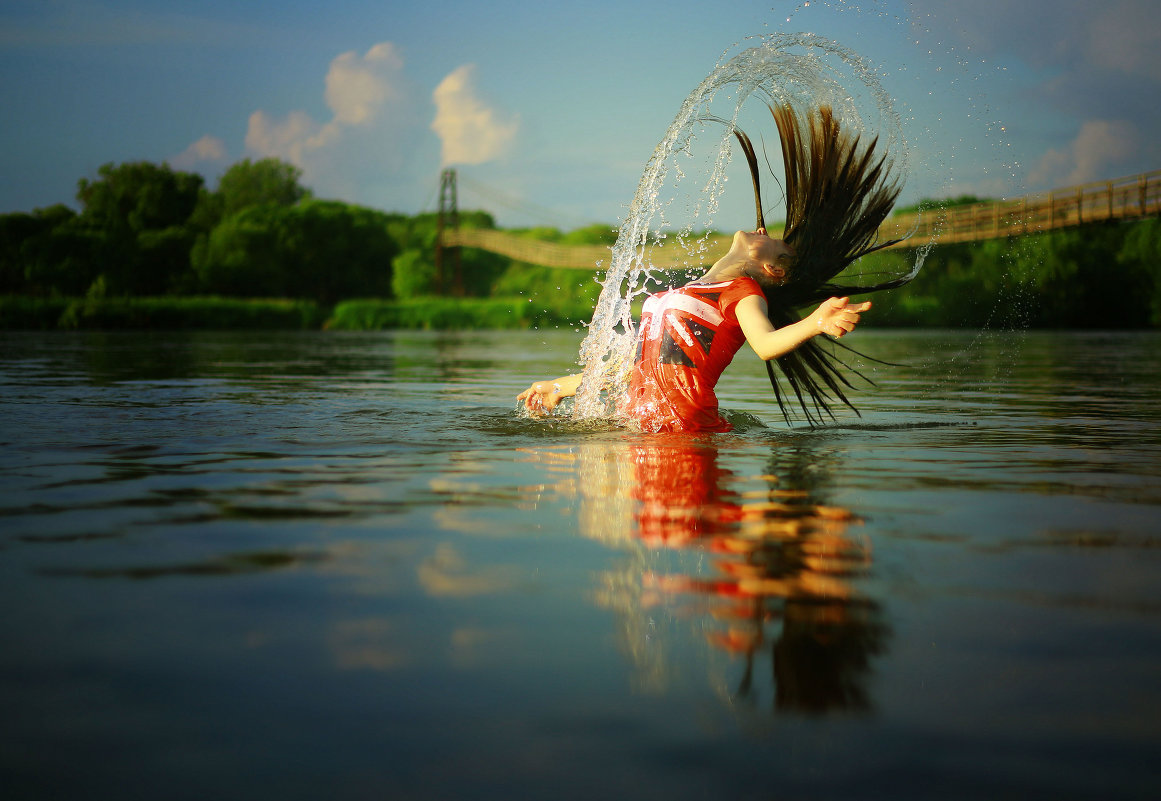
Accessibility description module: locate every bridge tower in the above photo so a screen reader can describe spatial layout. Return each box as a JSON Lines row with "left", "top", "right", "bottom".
{"left": 435, "top": 168, "right": 463, "bottom": 296}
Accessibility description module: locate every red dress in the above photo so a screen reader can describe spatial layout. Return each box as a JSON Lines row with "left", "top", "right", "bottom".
{"left": 619, "top": 276, "right": 764, "bottom": 433}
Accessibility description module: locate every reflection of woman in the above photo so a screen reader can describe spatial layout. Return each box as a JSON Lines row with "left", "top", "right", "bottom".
{"left": 520, "top": 105, "right": 913, "bottom": 430}
{"left": 526, "top": 435, "right": 886, "bottom": 712}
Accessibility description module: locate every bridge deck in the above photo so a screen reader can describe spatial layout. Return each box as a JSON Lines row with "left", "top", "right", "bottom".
{"left": 441, "top": 168, "right": 1161, "bottom": 270}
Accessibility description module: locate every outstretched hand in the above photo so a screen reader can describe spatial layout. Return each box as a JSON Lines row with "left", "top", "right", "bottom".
{"left": 517, "top": 381, "right": 564, "bottom": 414}
{"left": 813, "top": 297, "right": 872, "bottom": 338}
{"left": 517, "top": 373, "right": 584, "bottom": 415}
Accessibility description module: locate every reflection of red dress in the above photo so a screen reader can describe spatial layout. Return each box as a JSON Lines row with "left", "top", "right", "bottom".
{"left": 630, "top": 440, "right": 740, "bottom": 547}
{"left": 619, "top": 277, "right": 764, "bottom": 433}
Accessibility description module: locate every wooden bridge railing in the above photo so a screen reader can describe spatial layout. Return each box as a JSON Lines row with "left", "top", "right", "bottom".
{"left": 441, "top": 168, "right": 1161, "bottom": 270}
{"left": 879, "top": 168, "right": 1161, "bottom": 248}
{"left": 439, "top": 228, "right": 612, "bottom": 269}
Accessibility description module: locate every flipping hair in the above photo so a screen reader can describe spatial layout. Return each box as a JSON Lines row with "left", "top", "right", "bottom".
{"left": 734, "top": 104, "right": 911, "bottom": 425}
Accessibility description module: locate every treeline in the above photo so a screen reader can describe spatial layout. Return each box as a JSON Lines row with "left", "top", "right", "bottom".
{"left": 2, "top": 158, "right": 397, "bottom": 304}
{"left": 0, "top": 157, "right": 611, "bottom": 329}
{"left": 862, "top": 218, "right": 1161, "bottom": 328}
{"left": 2, "top": 157, "right": 1159, "bottom": 329}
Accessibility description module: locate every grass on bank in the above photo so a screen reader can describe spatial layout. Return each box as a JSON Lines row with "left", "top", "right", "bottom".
{"left": 0, "top": 296, "right": 327, "bottom": 330}
{"left": 325, "top": 297, "right": 594, "bottom": 330}
{"left": 0, "top": 295, "right": 597, "bottom": 331}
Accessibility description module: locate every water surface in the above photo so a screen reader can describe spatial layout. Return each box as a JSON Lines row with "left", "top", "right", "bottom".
{"left": 2, "top": 329, "right": 1159, "bottom": 799}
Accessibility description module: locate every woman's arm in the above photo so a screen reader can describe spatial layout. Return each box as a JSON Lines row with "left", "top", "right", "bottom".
{"left": 516, "top": 373, "right": 584, "bottom": 414}
{"left": 734, "top": 295, "right": 871, "bottom": 361}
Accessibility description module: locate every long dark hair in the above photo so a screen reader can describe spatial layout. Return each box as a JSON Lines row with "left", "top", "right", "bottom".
{"left": 734, "top": 104, "right": 911, "bottom": 425}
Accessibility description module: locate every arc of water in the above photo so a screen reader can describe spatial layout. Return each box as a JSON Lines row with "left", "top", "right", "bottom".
{"left": 571, "top": 33, "right": 913, "bottom": 421}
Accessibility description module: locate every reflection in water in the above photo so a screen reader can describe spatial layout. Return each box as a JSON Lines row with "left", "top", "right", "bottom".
{"left": 522, "top": 436, "right": 887, "bottom": 714}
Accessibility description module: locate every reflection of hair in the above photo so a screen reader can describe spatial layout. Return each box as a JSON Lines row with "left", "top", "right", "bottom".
{"left": 735, "top": 105, "right": 912, "bottom": 425}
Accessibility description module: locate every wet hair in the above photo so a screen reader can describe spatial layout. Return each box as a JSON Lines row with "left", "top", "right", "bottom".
{"left": 734, "top": 104, "right": 911, "bottom": 425}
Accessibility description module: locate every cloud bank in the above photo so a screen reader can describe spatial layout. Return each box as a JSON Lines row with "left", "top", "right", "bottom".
{"left": 1029, "top": 119, "right": 1142, "bottom": 188}
{"left": 912, "top": 0, "right": 1161, "bottom": 189}
{"left": 244, "top": 42, "right": 408, "bottom": 177}
{"left": 431, "top": 64, "right": 519, "bottom": 167}
{"left": 170, "top": 135, "right": 227, "bottom": 171}
{"left": 172, "top": 41, "right": 518, "bottom": 207}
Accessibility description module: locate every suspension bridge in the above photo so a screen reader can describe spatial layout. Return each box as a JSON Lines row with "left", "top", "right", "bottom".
{"left": 437, "top": 167, "right": 1161, "bottom": 272}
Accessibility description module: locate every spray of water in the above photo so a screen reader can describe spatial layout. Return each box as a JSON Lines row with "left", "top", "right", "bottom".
{"left": 571, "top": 32, "right": 919, "bottom": 421}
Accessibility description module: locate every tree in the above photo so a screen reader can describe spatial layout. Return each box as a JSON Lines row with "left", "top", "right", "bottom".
{"left": 1117, "top": 219, "right": 1161, "bottom": 326}
{"left": 74, "top": 162, "right": 205, "bottom": 295}
{"left": 77, "top": 162, "right": 203, "bottom": 234}
{"left": 0, "top": 211, "right": 45, "bottom": 294}
{"left": 193, "top": 200, "right": 398, "bottom": 304}
{"left": 215, "top": 158, "right": 310, "bottom": 217}
{"left": 389, "top": 210, "right": 506, "bottom": 299}
{"left": 185, "top": 158, "right": 313, "bottom": 291}
{"left": 0, "top": 205, "right": 109, "bottom": 297}
{"left": 191, "top": 205, "right": 286, "bottom": 297}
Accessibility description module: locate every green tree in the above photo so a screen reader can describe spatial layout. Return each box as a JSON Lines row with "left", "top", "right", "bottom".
{"left": 1115, "top": 218, "right": 1161, "bottom": 326}
{"left": 77, "top": 162, "right": 203, "bottom": 233}
{"left": 389, "top": 210, "right": 506, "bottom": 299}
{"left": 217, "top": 158, "right": 309, "bottom": 216}
{"left": 0, "top": 205, "right": 104, "bottom": 296}
{"left": 278, "top": 201, "right": 396, "bottom": 304}
{"left": 74, "top": 161, "right": 205, "bottom": 295}
{"left": 0, "top": 211, "right": 46, "bottom": 294}
{"left": 191, "top": 205, "right": 285, "bottom": 297}
{"left": 191, "top": 158, "right": 311, "bottom": 232}
{"left": 193, "top": 200, "right": 398, "bottom": 304}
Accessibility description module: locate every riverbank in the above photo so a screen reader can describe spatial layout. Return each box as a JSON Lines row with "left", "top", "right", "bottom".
{"left": 4, "top": 288, "right": 1159, "bottom": 331}
{"left": 5, "top": 216, "right": 1160, "bottom": 332}
{"left": 0, "top": 295, "right": 596, "bottom": 331}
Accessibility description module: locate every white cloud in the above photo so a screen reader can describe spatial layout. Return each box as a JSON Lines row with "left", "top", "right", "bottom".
{"left": 326, "top": 42, "right": 404, "bottom": 126}
{"left": 431, "top": 64, "right": 519, "bottom": 167}
{"left": 910, "top": 0, "right": 1161, "bottom": 190}
{"left": 180, "top": 42, "right": 516, "bottom": 209}
{"left": 170, "top": 134, "right": 227, "bottom": 170}
{"left": 245, "top": 109, "right": 332, "bottom": 167}
{"left": 1029, "top": 119, "right": 1141, "bottom": 188}
{"left": 243, "top": 42, "right": 412, "bottom": 197}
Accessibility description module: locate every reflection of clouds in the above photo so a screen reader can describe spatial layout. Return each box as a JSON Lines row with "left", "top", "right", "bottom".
{"left": 517, "top": 443, "right": 637, "bottom": 547}
{"left": 324, "top": 543, "right": 522, "bottom": 674}
{"left": 432, "top": 505, "right": 506, "bottom": 536}
{"left": 330, "top": 618, "right": 408, "bottom": 671}
{"left": 328, "top": 618, "right": 520, "bottom": 674}
{"left": 417, "top": 543, "right": 520, "bottom": 598}
{"left": 449, "top": 627, "right": 520, "bottom": 670}
{"left": 313, "top": 539, "right": 420, "bottom": 598}
{"left": 428, "top": 477, "right": 544, "bottom": 536}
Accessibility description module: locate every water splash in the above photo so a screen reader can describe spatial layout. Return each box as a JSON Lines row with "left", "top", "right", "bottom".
{"left": 571, "top": 32, "right": 916, "bottom": 420}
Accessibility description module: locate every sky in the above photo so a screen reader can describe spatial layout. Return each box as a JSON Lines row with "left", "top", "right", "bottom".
{"left": 2, "top": 0, "right": 1159, "bottom": 229}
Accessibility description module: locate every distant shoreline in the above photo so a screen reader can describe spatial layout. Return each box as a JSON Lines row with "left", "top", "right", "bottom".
{"left": 4, "top": 293, "right": 1159, "bottom": 331}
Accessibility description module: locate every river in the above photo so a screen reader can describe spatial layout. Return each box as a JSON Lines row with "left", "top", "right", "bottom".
{"left": 2, "top": 328, "right": 1159, "bottom": 799}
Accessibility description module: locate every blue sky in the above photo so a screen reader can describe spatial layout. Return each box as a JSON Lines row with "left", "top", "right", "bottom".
{"left": 2, "top": 0, "right": 1159, "bottom": 228}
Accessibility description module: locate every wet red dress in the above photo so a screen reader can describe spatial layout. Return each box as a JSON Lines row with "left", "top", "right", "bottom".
{"left": 619, "top": 276, "right": 764, "bottom": 433}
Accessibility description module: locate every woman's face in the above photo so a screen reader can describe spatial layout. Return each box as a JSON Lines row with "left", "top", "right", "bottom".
{"left": 736, "top": 229, "right": 794, "bottom": 285}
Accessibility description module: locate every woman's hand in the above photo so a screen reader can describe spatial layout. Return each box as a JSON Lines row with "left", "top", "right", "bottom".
{"left": 516, "top": 373, "right": 583, "bottom": 415}
{"left": 517, "top": 381, "right": 564, "bottom": 414}
{"left": 812, "top": 297, "right": 871, "bottom": 338}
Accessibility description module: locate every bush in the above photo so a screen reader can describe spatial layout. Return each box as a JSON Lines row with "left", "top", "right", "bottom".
{"left": 327, "top": 297, "right": 595, "bottom": 330}
{"left": 54, "top": 297, "right": 326, "bottom": 330}
{"left": 0, "top": 296, "right": 71, "bottom": 329}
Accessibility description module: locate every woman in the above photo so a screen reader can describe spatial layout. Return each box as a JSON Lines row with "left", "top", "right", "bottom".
{"left": 519, "top": 104, "right": 912, "bottom": 430}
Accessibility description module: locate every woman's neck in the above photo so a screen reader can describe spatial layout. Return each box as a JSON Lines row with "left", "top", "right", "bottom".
{"left": 688, "top": 249, "right": 752, "bottom": 285}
